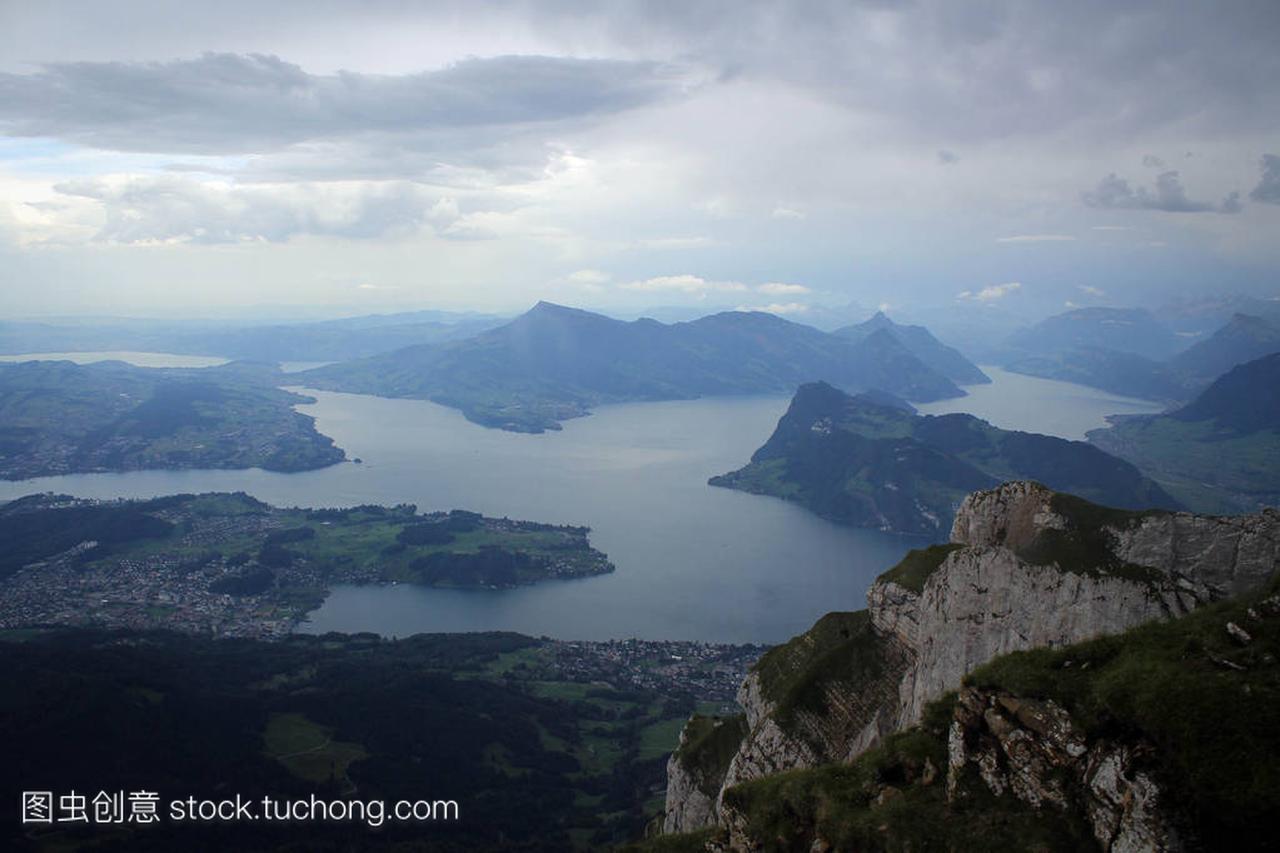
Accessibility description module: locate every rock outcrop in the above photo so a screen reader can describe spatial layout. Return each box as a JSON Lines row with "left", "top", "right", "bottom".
{"left": 663, "top": 481, "right": 1280, "bottom": 835}
{"left": 948, "top": 687, "right": 1181, "bottom": 852}
{"left": 662, "top": 714, "right": 748, "bottom": 834}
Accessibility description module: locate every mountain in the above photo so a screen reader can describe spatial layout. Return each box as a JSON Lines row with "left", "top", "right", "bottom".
{"left": 301, "top": 302, "right": 966, "bottom": 433}
{"left": 834, "top": 311, "right": 990, "bottom": 385}
{"left": 999, "top": 306, "right": 1193, "bottom": 400}
{"left": 1166, "top": 313, "right": 1280, "bottom": 388}
{"left": 1153, "top": 292, "right": 1280, "bottom": 336}
{"left": 1005, "top": 307, "right": 1186, "bottom": 361}
{"left": 1088, "top": 352, "right": 1280, "bottom": 513}
{"left": 1002, "top": 346, "right": 1187, "bottom": 401}
{"left": 709, "top": 381, "right": 1179, "bottom": 535}
{"left": 0, "top": 360, "right": 344, "bottom": 478}
{"left": 1000, "top": 307, "right": 1280, "bottom": 402}
{"left": 171, "top": 315, "right": 504, "bottom": 362}
{"left": 656, "top": 482, "right": 1280, "bottom": 850}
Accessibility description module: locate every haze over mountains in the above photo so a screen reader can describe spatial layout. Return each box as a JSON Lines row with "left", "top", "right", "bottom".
{"left": 1000, "top": 303, "right": 1280, "bottom": 403}
{"left": 301, "top": 302, "right": 978, "bottom": 432}
{"left": 0, "top": 311, "right": 504, "bottom": 364}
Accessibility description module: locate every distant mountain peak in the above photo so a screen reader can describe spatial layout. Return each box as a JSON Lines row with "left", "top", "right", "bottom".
{"left": 833, "top": 314, "right": 990, "bottom": 386}
{"left": 527, "top": 300, "right": 581, "bottom": 316}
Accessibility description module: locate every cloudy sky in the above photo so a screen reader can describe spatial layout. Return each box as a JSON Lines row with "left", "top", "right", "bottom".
{"left": 1, "top": 0, "right": 1278, "bottom": 321}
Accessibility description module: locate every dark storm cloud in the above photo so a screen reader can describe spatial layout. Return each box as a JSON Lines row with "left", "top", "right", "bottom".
{"left": 1250, "top": 154, "right": 1280, "bottom": 205}
{"left": 1082, "top": 171, "right": 1240, "bottom": 214}
{"left": 0, "top": 52, "right": 682, "bottom": 155}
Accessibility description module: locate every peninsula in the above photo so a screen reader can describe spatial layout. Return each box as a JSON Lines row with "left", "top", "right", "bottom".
{"left": 0, "top": 492, "right": 614, "bottom": 637}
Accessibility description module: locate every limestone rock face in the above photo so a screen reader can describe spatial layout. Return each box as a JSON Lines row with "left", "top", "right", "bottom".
{"left": 889, "top": 544, "right": 1195, "bottom": 727}
{"left": 948, "top": 687, "right": 1182, "bottom": 852}
{"left": 1110, "top": 509, "right": 1280, "bottom": 598}
{"left": 661, "top": 481, "right": 1280, "bottom": 837}
{"left": 662, "top": 750, "right": 716, "bottom": 834}
{"left": 662, "top": 714, "right": 747, "bottom": 834}
{"left": 949, "top": 480, "right": 1068, "bottom": 550}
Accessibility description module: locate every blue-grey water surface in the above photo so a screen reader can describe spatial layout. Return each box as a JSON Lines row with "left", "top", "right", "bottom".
{"left": 0, "top": 365, "right": 1160, "bottom": 642}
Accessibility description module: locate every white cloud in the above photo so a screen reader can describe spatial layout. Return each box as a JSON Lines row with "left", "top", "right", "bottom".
{"left": 956, "top": 281, "right": 1022, "bottom": 302}
{"left": 734, "top": 302, "right": 809, "bottom": 315}
{"left": 427, "top": 196, "right": 461, "bottom": 227}
{"left": 995, "top": 234, "right": 1076, "bottom": 243}
{"left": 756, "top": 282, "right": 810, "bottom": 295}
{"left": 771, "top": 206, "right": 805, "bottom": 220}
{"left": 568, "top": 268, "right": 611, "bottom": 284}
{"left": 631, "top": 236, "right": 714, "bottom": 250}
{"left": 619, "top": 274, "right": 748, "bottom": 293}
{"left": 49, "top": 174, "right": 443, "bottom": 244}
{"left": 1078, "top": 284, "right": 1106, "bottom": 296}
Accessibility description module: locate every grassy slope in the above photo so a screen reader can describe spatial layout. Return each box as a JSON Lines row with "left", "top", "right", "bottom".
{"left": 1090, "top": 417, "right": 1280, "bottom": 513}
{"left": 1087, "top": 352, "right": 1280, "bottom": 513}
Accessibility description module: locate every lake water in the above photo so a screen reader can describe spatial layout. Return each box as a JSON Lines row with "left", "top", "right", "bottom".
{"left": 0, "top": 391, "right": 922, "bottom": 643}
{"left": 916, "top": 366, "right": 1165, "bottom": 440}
{"left": 0, "top": 367, "right": 1161, "bottom": 643}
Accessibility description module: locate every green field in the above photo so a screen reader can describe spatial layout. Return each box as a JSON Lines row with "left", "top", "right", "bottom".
{"left": 263, "top": 712, "right": 368, "bottom": 788}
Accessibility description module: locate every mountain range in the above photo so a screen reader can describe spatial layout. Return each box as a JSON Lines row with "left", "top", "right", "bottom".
{"left": 1088, "top": 351, "right": 1280, "bottom": 513}
{"left": 709, "top": 381, "right": 1180, "bottom": 535}
{"left": 301, "top": 302, "right": 973, "bottom": 432}
{"left": 1002, "top": 306, "right": 1280, "bottom": 403}
{"left": 833, "top": 311, "right": 990, "bottom": 385}
{"left": 0, "top": 311, "right": 504, "bottom": 364}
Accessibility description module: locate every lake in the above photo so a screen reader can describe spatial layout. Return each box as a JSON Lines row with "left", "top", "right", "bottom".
{"left": 0, "top": 366, "right": 1162, "bottom": 643}
{"left": 916, "top": 366, "right": 1164, "bottom": 440}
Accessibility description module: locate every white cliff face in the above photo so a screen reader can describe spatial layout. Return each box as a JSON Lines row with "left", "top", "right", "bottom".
{"left": 888, "top": 545, "right": 1196, "bottom": 726}
{"left": 663, "top": 481, "right": 1280, "bottom": 837}
{"left": 1110, "top": 510, "right": 1280, "bottom": 598}
{"left": 716, "top": 633, "right": 912, "bottom": 804}
{"left": 663, "top": 713, "right": 750, "bottom": 835}
{"left": 717, "top": 716, "right": 819, "bottom": 813}
{"left": 662, "top": 717, "right": 724, "bottom": 834}
{"left": 662, "top": 750, "right": 716, "bottom": 835}
{"left": 886, "top": 483, "right": 1279, "bottom": 726}
{"left": 949, "top": 480, "right": 1069, "bottom": 550}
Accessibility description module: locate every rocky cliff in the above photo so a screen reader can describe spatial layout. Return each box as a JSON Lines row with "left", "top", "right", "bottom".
{"left": 706, "top": 580, "right": 1280, "bottom": 851}
{"left": 663, "top": 481, "right": 1280, "bottom": 841}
